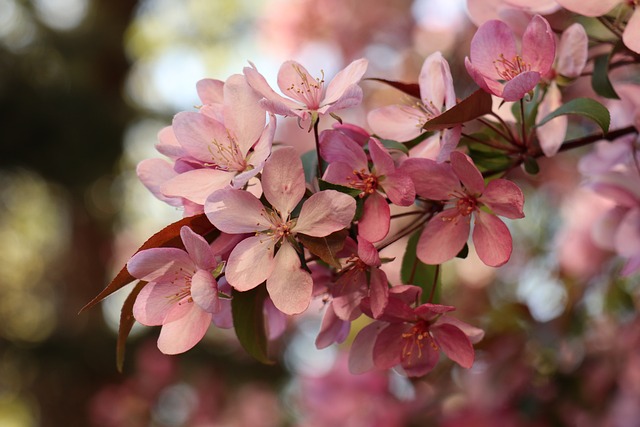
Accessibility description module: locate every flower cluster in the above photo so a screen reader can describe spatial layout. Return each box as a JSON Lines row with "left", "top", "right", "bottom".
{"left": 93, "top": 7, "right": 640, "bottom": 383}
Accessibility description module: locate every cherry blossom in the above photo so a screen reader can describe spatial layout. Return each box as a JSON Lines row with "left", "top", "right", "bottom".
{"left": 205, "top": 147, "right": 356, "bottom": 315}
{"left": 403, "top": 151, "right": 525, "bottom": 267}
{"left": 243, "top": 58, "right": 368, "bottom": 122}
{"left": 127, "top": 226, "right": 230, "bottom": 355}
{"left": 320, "top": 130, "right": 415, "bottom": 242}
{"left": 367, "top": 51, "right": 461, "bottom": 162}
{"left": 465, "top": 15, "right": 556, "bottom": 101}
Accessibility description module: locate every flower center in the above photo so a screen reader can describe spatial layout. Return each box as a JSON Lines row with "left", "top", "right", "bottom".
{"left": 456, "top": 196, "right": 477, "bottom": 216}
{"left": 401, "top": 321, "right": 437, "bottom": 363}
{"left": 348, "top": 169, "right": 379, "bottom": 198}
{"left": 493, "top": 54, "right": 531, "bottom": 81}
{"left": 207, "top": 131, "right": 247, "bottom": 172}
{"left": 286, "top": 64, "right": 325, "bottom": 109}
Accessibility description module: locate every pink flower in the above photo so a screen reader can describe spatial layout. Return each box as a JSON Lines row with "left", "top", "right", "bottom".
{"left": 367, "top": 52, "right": 461, "bottom": 162}
{"left": 127, "top": 226, "right": 230, "bottom": 355}
{"left": 465, "top": 15, "right": 556, "bottom": 101}
{"left": 320, "top": 130, "right": 415, "bottom": 242}
{"left": 205, "top": 147, "right": 356, "bottom": 314}
{"left": 349, "top": 286, "right": 484, "bottom": 377}
{"left": 556, "top": 0, "right": 640, "bottom": 53}
{"left": 243, "top": 58, "right": 368, "bottom": 122}
{"left": 404, "top": 151, "right": 525, "bottom": 267}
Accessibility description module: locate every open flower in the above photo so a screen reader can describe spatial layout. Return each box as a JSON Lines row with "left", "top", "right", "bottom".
{"left": 465, "top": 15, "right": 556, "bottom": 101}
{"left": 243, "top": 58, "right": 368, "bottom": 122}
{"left": 127, "top": 226, "right": 229, "bottom": 355}
{"left": 205, "top": 147, "right": 356, "bottom": 314}
{"left": 349, "top": 286, "right": 484, "bottom": 377}
{"left": 368, "top": 51, "right": 461, "bottom": 162}
{"left": 404, "top": 151, "right": 525, "bottom": 267}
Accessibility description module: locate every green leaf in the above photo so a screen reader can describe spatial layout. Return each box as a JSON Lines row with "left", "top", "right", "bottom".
{"left": 523, "top": 156, "right": 540, "bottom": 175}
{"left": 535, "top": 97, "right": 610, "bottom": 135}
{"left": 80, "top": 213, "right": 218, "bottom": 313}
{"left": 318, "top": 179, "right": 361, "bottom": 197}
{"left": 591, "top": 53, "right": 620, "bottom": 100}
{"left": 301, "top": 149, "right": 318, "bottom": 183}
{"left": 366, "top": 77, "right": 421, "bottom": 98}
{"left": 231, "top": 285, "right": 274, "bottom": 364}
{"left": 400, "top": 230, "right": 440, "bottom": 304}
{"left": 298, "top": 230, "right": 348, "bottom": 270}
{"left": 378, "top": 138, "right": 409, "bottom": 155}
{"left": 422, "top": 89, "right": 493, "bottom": 131}
{"left": 456, "top": 243, "right": 469, "bottom": 259}
{"left": 116, "top": 280, "right": 146, "bottom": 372}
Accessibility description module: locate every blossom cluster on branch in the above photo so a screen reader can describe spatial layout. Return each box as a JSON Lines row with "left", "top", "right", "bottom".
{"left": 87, "top": 1, "right": 640, "bottom": 381}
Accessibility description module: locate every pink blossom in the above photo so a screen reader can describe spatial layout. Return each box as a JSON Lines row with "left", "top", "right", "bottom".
{"left": 465, "top": 15, "right": 556, "bottom": 101}
{"left": 368, "top": 51, "right": 461, "bottom": 162}
{"left": 205, "top": 147, "right": 356, "bottom": 315}
{"left": 243, "top": 58, "right": 368, "bottom": 122}
{"left": 320, "top": 130, "right": 415, "bottom": 242}
{"left": 556, "top": 0, "right": 640, "bottom": 53}
{"left": 127, "top": 226, "right": 230, "bottom": 355}
{"left": 403, "top": 151, "right": 525, "bottom": 267}
{"left": 349, "top": 286, "right": 484, "bottom": 377}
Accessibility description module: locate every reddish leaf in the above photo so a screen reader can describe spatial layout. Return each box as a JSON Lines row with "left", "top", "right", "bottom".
{"left": 367, "top": 78, "right": 421, "bottom": 99}
{"left": 298, "top": 229, "right": 349, "bottom": 270}
{"left": 117, "top": 280, "right": 146, "bottom": 372}
{"left": 80, "top": 213, "right": 218, "bottom": 313}
{"left": 422, "top": 89, "right": 493, "bottom": 131}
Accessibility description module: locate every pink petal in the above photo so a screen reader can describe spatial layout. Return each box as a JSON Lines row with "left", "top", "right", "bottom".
{"left": 555, "top": 0, "right": 620, "bottom": 16}
{"left": 264, "top": 297, "right": 288, "bottom": 340}
{"left": 172, "top": 112, "right": 229, "bottom": 164}
{"left": 321, "top": 84, "right": 364, "bottom": 116}
{"left": 205, "top": 188, "right": 271, "bottom": 233}
{"left": 161, "top": 168, "right": 233, "bottom": 205}
{"left": 480, "top": 179, "right": 525, "bottom": 219}
{"left": 180, "top": 226, "right": 216, "bottom": 270}
{"left": 521, "top": 15, "right": 556, "bottom": 75}
{"left": 323, "top": 58, "right": 368, "bottom": 106}
{"left": 465, "top": 57, "right": 497, "bottom": 96}
{"left": 556, "top": 23, "right": 588, "bottom": 78}
{"left": 332, "top": 269, "right": 366, "bottom": 321}
{"left": 323, "top": 162, "right": 358, "bottom": 187}
{"left": 156, "top": 126, "right": 185, "bottom": 159}
{"left": 243, "top": 63, "right": 299, "bottom": 114}
{"left": 381, "top": 170, "right": 416, "bottom": 206}
{"left": 372, "top": 323, "right": 406, "bottom": 370}
{"left": 349, "top": 322, "right": 384, "bottom": 374}
{"left": 358, "top": 192, "right": 391, "bottom": 243}
{"left": 419, "top": 51, "right": 456, "bottom": 111}
{"left": 431, "top": 323, "right": 475, "bottom": 368}
{"left": 623, "top": 8, "right": 640, "bottom": 54}
{"left": 450, "top": 151, "right": 485, "bottom": 195}
{"left": 369, "top": 137, "right": 395, "bottom": 177}
{"left": 295, "top": 190, "right": 356, "bottom": 237}
{"left": 261, "top": 147, "right": 306, "bottom": 217}
{"left": 225, "top": 236, "right": 276, "bottom": 291}
{"left": 501, "top": 71, "right": 541, "bottom": 101}
{"left": 196, "top": 78, "right": 224, "bottom": 104}
{"left": 536, "top": 82, "right": 567, "bottom": 157}
{"left": 319, "top": 129, "right": 368, "bottom": 169}
{"left": 367, "top": 105, "right": 425, "bottom": 142}
{"left": 401, "top": 339, "right": 439, "bottom": 377}
{"left": 223, "top": 74, "right": 266, "bottom": 155}
{"left": 191, "top": 269, "right": 220, "bottom": 313}
{"left": 417, "top": 210, "right": 471, "bottom": 265}
{"left": 277, "top": 60, "right": 322, "bottom": 108}
{"left": 315, "top": 303, "right": 350, "bottom": 349}
{"left": 401, "top": 158, "right": 459, "bottom": 200}
{"left": 615, "top": 207, "right": 640, "bottom": 257}
{"left": 436, "top": 126, "right": 462, "bottom": 163}
{"left": 133, "top": 282, "right": 179, "bottom": 326}
{"left": 469, "top": 20, "right": 518, "bottom": 80}
{"left": 127, "top": 248, "right": 194, "bottom": 282}
{"left": 136, "top": 158, "right": 182, "bottom": 207}
{"left": 157, "top": 303, "right": 212, "bottom": 355}
{"left": 212, "top": 298, "right": 233, "bottom": 329}
{"left": 369, "top": 267, "right": 389, "bottom": 319}
{"left": 472, "top": 210, "right": 513, "bottom": 267}
{"left": 357, "top": 237, "right": 381, "bottom": 267}
{"left": 266, "top": 242, "right": 313, "bottom": 315}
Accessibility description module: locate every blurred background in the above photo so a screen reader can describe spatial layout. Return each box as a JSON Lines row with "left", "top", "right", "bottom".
{"left": 1, "top": 0, "right": 639, "bottom": 426}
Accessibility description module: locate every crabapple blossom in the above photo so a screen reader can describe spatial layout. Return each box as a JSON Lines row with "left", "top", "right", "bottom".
{"left": 465, "top": 15, "right": 556, "bottom": 101}
{"left": 205, "top": 147, "right": 356, "bottom": 315}
{"left": 349, "top": 286, "right": 484, "bottom": 377}
{"left": 403, "top": 151, "right": 525, "bottom": 267}
{"left": 127, "top": 226, "right": 230, "bottom": 355}
{"left": 243, "top": 58, "right": 368, "bottom": 122}
{"left": 368, "top": 51, "right": 461, "bottom": 162}
{"left": 320, "top": 130, "right": 415, "bottom": 242}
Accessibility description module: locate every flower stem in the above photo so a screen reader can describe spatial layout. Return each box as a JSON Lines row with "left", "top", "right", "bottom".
{"left": 427, "top": 264, "right": 440, "bottom": 303}
{"left": 313, "top": 118, "right": 323, "bottom": 179}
